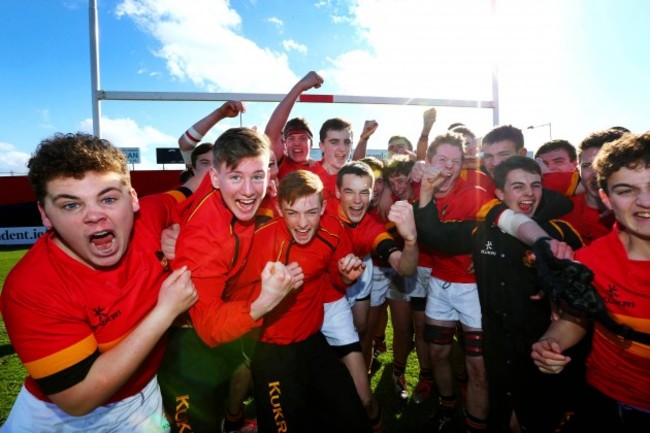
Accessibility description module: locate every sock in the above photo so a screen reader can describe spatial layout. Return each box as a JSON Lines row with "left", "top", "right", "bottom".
{"left": 439, "top": 394, "right": 457, "bottom": 416}
{"left": 370, "top": 407, "right": 383, "bottom": 433}
{"left": 223, "top": 406, "right": 244, "bottom": 432}
{"left": 419, "top": 368, "right": 433, "bottom": 382}
{"left": 465, "top": 411, "right": 488, "bottom": 432}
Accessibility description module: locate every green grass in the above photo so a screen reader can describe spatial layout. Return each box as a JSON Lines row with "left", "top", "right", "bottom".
{"left": 0, "top": 248, "right": 443, "bottom": 431}
{"left": 0, "top": 248, "right": 29, "bottom": 426}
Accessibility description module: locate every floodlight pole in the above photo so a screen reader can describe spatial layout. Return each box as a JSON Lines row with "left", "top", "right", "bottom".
{"left": 89, "top": 0, "right": 102, "bottom": 138}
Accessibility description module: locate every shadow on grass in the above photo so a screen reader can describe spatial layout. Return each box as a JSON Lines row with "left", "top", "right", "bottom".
{"left": 370, "top": 356, "right": 440, "bottom": 433}
{"left": 0, "top": 344, "right": 16, "bottom": 357}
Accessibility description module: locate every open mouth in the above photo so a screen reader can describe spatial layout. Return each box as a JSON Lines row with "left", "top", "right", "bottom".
{"left": 237, "top": 198, "right": 257, "bottom": 213}
{"left": 635, "top": 211, "right": 650, "bottom": 220}
{"left": 518, "top": 200, "right": 535, "bottom": 214}
{"left": 294, "top": 228, "right": 312, "bottom": 242}
{"left": 90, "top": 230, "right": 116, "bottom": 254}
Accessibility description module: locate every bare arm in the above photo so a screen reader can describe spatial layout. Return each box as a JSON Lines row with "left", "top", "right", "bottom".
{"left": 264, "top": 71, "right": 324, "bottom": 162}
{"left": 178, "top": 101, "right": 246, "bottom": 165}
{"left": 352, "top": 120, "right": 379, "bottom": 160}
{"left": 531, "top": 314, "right": 590, "bottom": 374}
{"left": 416, "top": 107, "right": 437, "bottom": 160}
{"left": 386, "top": 200, "right": 419, "bottom": 276}
{"left": 48, "top": 267, "right": 197, "bottom": 415}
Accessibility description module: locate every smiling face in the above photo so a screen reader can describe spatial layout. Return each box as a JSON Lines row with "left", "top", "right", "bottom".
{"left": 336, "top": 173, "right": 373, "bottom": 223}
{"left": 193, "top": 149, "right": 214, "bottom": 179}
{"left": 428, "top": 143, "right": 463, "bottom": 197}
{"left": 38, "top": 171, "right": 139, "bottom": 269}
{"left": 495, "top": 168, "right": 543, "bottom": 216}
{"left": 210, "top": 155, "right": 270, "bottom": 221}
{"left": 482, "top": 140, "right": 523, "bottom": 179}
{"left": 278, "top": 193, "right": 325, "bottom": 245}
{"left": 320, "top": 128, "right": 353, "bottom": 174}
{"left": 579, "top": 146, "right": 601, "bottom": 206}
{"left": 538, "top": 148, "right": 577, "bottom": 173}
{"left": 284, "top": 131, "right": 312, "bottom": 164}
{"left": 600, "top": 164, "right": 650, "bottom": 240}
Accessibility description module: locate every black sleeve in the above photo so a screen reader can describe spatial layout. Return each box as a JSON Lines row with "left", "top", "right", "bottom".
{"left": 534, "top": 188, "right": 574, "bottom": 221}
{"left": 35, "top": 349, "right": 100, "bottom": 395}
{"left": 413, "top": 200, "right": 475, "bottom": 255}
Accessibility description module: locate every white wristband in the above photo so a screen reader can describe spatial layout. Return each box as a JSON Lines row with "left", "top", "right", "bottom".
{"left": 497, "top": 209, "right": 533, "bottom": 237}
{"left": 181, "top": 149, "right": 194, "bottom": 165}
{"left": 181, "top": 126, "right": 204, "bottom": 146}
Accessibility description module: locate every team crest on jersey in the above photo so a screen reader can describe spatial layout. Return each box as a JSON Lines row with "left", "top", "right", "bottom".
{"left": 480, "top": 240, "right": 496, "bottom": 256}
{"left": 603, "top": 284, "right": 635, "bottom": 308}
{"left": 523, "top": 249, "right": 535, "bottom": 268}
{"left": 90, "top": 306, "right": 122, "bottom": 329}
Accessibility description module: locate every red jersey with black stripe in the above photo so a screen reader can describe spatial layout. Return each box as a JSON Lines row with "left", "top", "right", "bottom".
{"left": 232, "top": 214, "right": 353, "bottom": 344}
{"left": 1, "top": 194, "right": 179, "bottom": 403}
{"left": 574, "top": 226, "right": 650, "bottom": 411}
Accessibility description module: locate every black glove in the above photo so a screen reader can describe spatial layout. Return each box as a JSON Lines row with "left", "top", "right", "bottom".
{"left": 531, "top": 237, "right": 605, "bottom": 317}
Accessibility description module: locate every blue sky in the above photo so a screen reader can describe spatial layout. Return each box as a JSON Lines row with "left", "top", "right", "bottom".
{"left": 0, "top": 0, "right": 648, "bottom": 174}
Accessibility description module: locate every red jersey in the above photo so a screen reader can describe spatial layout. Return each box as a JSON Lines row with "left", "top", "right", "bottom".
{"left": 431, "top": 178, "right": 491, "bottom": 283}
{"left": 174, "top": 188, "right": 261, "bottom": 347}
{"left": 560, "top": 194, "right": 614, "bottom": 245}
{"left": 575, "top": 226, "right": 650, "bottom": 411}
{"left": 461, "top": 168, "right": 496, "bottom": 197}
{"left": 542, "top": 171, "right": 580, "bottom": 196}
{"left": 311, "top": 160, "right": 340, "bottom": 216}
{"left": 277, "top": 156, "right": 313, "bottom": 180}
{"left": 232, "top": 215, "right": 353, "bottom": 344}
{"left": 1, "top": 195, "right": 178, "bottom": 403}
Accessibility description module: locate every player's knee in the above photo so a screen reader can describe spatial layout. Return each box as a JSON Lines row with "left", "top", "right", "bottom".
{"left": 463, "top": 330, "right": 484, "bottom": 357}
{"left": 424, "top": 324, "right": 455, "bottom": 345}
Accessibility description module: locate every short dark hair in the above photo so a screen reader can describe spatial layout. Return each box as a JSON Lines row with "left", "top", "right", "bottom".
{"left": 534, "top": 139, "right": 577, "bottom": 162}
{"left": 319, "top": 117, "right": 352, "bottom": 142}
{"left": 493, "top": 155, "right": 541, "bottom": 190}
{"left": 426, "top": 131, "right": 466, "bottom": 162}
{"left": 383, "top": 155, "right": 414, "bottom": 180}
{"left": 278, "top": 170, "right": 324, "bottom": 206}
{"left": 191, "top": 143, "right": 214, "bottom": 168}
{"left": 578, "top": 127, "right": 629, "bottom": 160}
{"left": 337, "top": 161, "right": 374, "bottom": 190}
{"left": 283, "top": 117, "right": 313, "bottom": 138}
{"left": 482, "top": 125, "right": 524, "bottom": 151}
{"left": 213, "top": 127, "right": 271, "bottom": 171}
{"left": 593, "top": 132, "right": 650, "bottom": 193}
{"left": 360, "top": 156, "right": 384, "bottom": 173}
{"left": 28, "top": 132, "right": 129, "bottom": 203}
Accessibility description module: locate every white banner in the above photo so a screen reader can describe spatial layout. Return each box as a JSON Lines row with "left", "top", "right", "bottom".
{"left": 0, "top": 226, "right": 47, "bottom": 246}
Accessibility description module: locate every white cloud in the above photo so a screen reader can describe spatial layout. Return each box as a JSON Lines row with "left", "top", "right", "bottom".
{"left": 116, "top": 0, "right": 299, "bottom": 92}
{"left": 0, "top": 142, "right": 31, "bottom": 175}
{"left": 267, "top": 16, "right": 283, "bottom": 27}
{"left": 282, "top": 39, "right": 308, "bottom": 55}
{"left": 36, "top": 109, "right": 54, "bottom": 129}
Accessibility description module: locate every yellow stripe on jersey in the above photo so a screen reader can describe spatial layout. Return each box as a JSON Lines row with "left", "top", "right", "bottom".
{"left": 372, "top": 232, "right": 393, "bottom": 252}
{"left": 476, "top": 198, "right": 500, "bottom": 222}
{"left": 24, "top": 334, "right": 98, "bottom": 379}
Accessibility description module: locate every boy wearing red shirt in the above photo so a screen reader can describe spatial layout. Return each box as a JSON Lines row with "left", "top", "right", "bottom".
{"left": 532, "top": 131, "right": 650, "bottom": 432}
{"left": 236, "top": 170, "right": 371, "bottom": 432}
{"left": 1, "top": 133, "right": 197, "bottom": 432}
